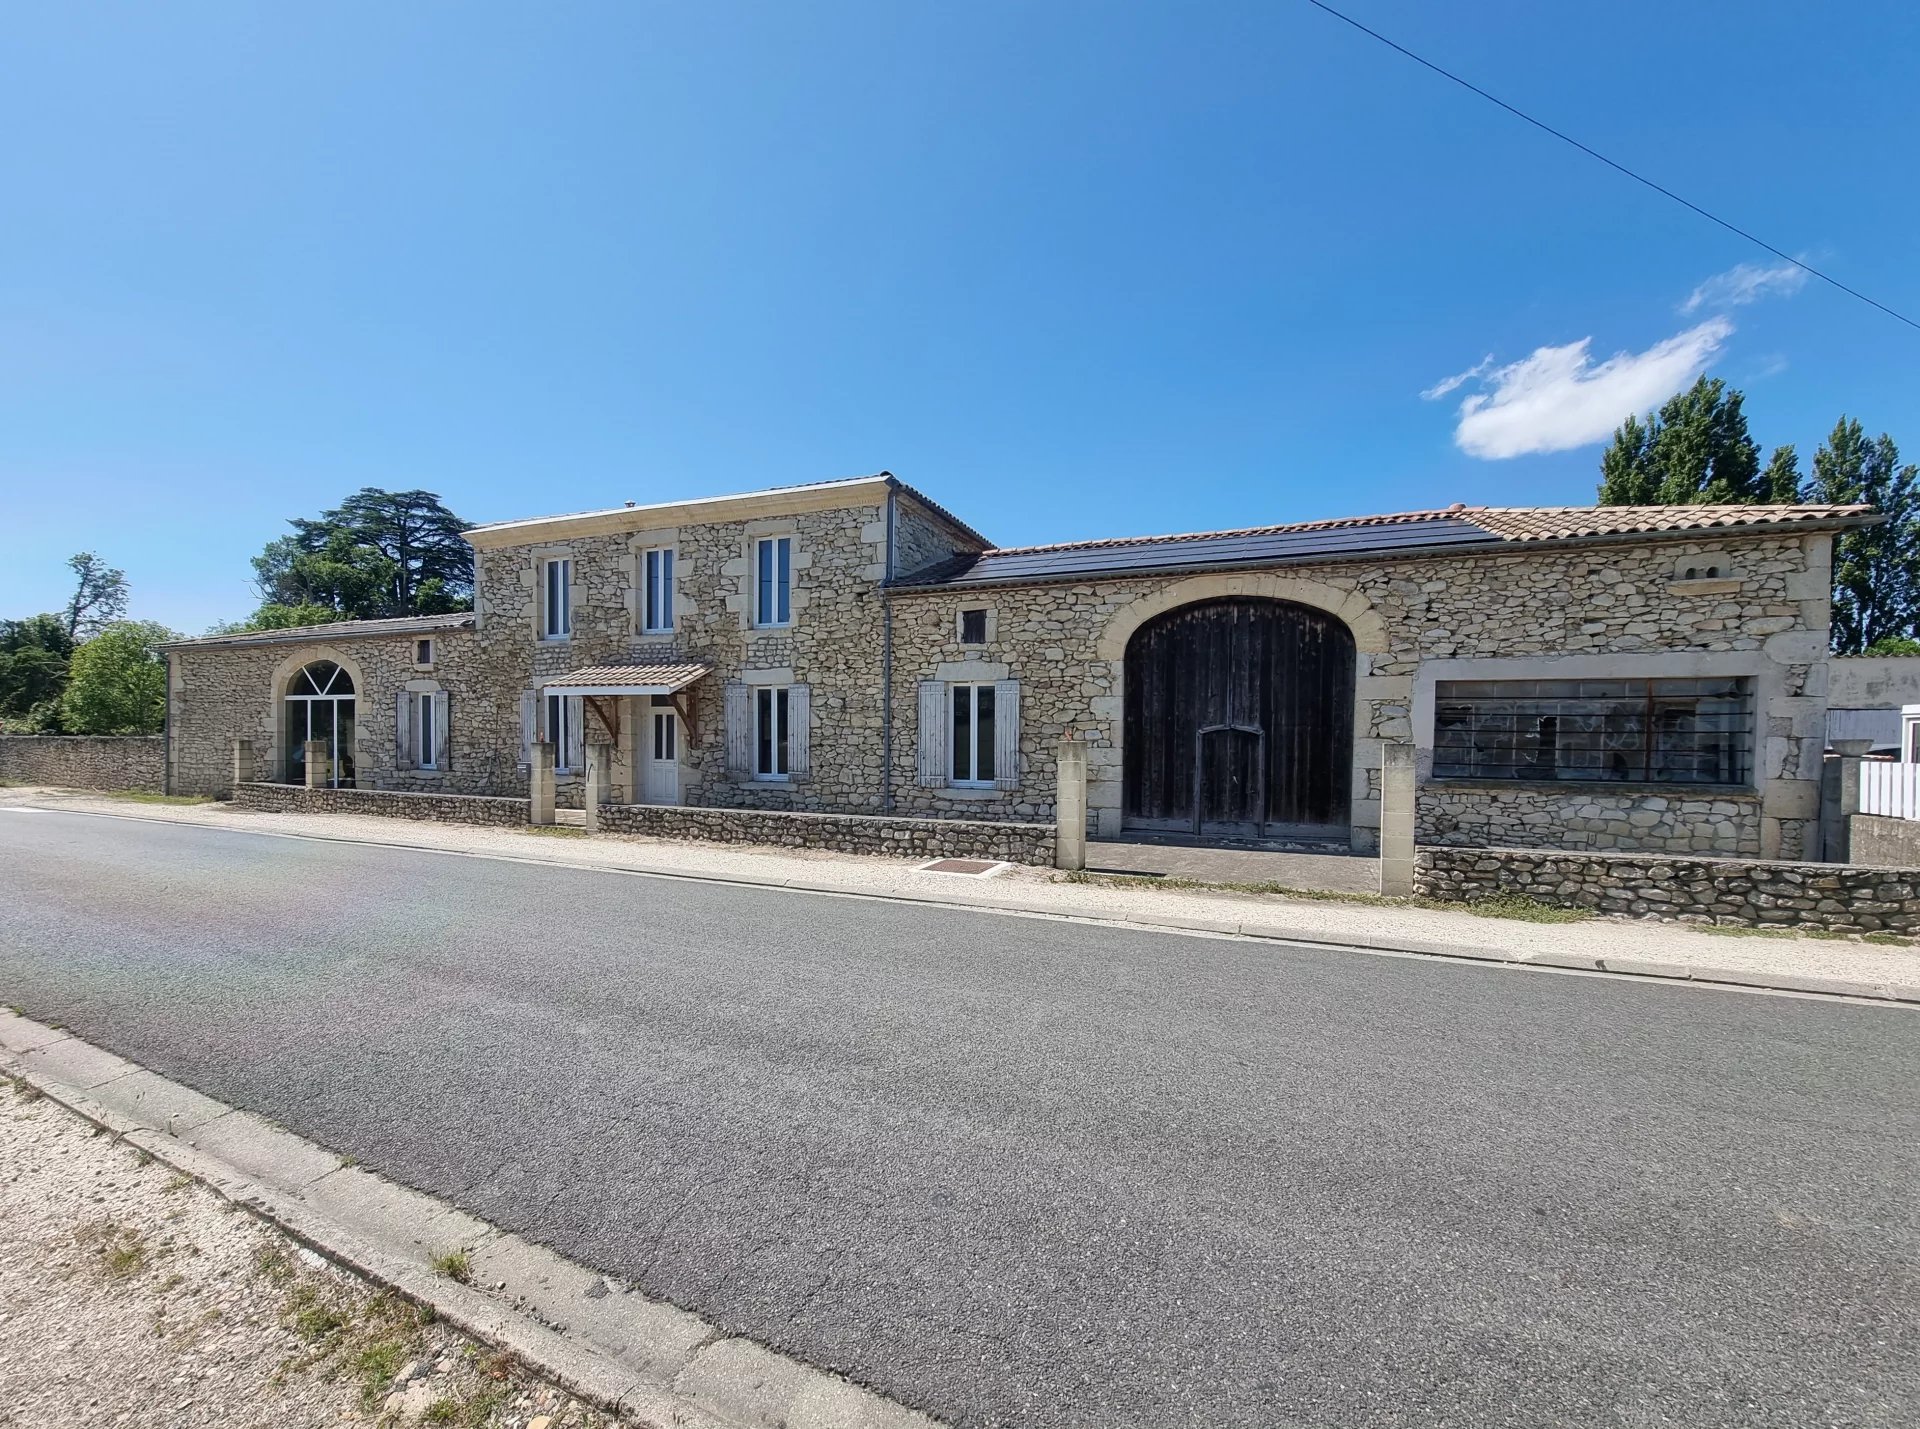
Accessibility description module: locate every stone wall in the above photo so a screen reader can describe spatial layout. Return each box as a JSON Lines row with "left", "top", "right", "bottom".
{"left": 597, "top": 802, "right": 1054, "bottom": 865}
{"left": 1419, "top": 784, "right": 1763, "bottom": 857}
{"left": 1415, "top": 845, "right": 1919, "bottom": 935}
{"left": 230, "top": 782, "right": 530, "bottom": 826}
{"left": 167, "top": 623, "right": 500, "bottom": 798}
{"left": 0, "top": 736, "right": 163, "bottom": 791}
{"left": 1850, "top": 813, "right": 1920, "bottom": 869}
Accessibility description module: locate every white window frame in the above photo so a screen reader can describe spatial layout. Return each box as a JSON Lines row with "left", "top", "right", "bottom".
{"left": 542, "top": 557, "right": 572, "bottom": 641}
{"left": 754, "top": 536, "right": 792, "bottom": 628}
{"left": 754, "top": 685, "right": 790, "bottom": 781}
{"left": 544, "top": 691, "right": 577, "bottom": 773}
{"left": 950, "top": 682, "right": 997, "bottom": 788}
{"left": 413, "top": 690, "right": 438, "bottom": 770}
{"left": 642, "top": 546, "right": 676, "bottom": 633}
{"left": 651, "top": 696, "right": 678, "bottom": 762}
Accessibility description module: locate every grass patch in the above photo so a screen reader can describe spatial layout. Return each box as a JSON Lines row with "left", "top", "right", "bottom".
{"left": 518, "top": 824, "right": 587, "bottom": 838}
{"left": 430, "top": 1247, "right": 473, "bottom": 1284}
{"left": 1055, "top": 869, "right": 1591, "bottom": 924}
{"left": 354, "top": 1337, "right": 411, "bottom": 1408}
{"left": 1700, "top": 923, "right": 1912, "bottom": 946}
{"left": 75, "top": 1220, "right": 150, "bottom": 1280}
{"left": 422, "top": 1385, "right": 507, "bottom": 1427}
{"left": 100, "top": 789, "right": 213, "bottom": 806}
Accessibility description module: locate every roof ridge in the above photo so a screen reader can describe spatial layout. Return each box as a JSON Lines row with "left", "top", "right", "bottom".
{"left": 980, "top": 508, "right": 1464, "bottom": 558}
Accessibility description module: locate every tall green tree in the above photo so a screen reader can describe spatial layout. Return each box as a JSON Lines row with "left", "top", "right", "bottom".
{"left": 0, "top": 614, "right": 75, "bottom": 730}
{"left": 253, "top": 489, "right": 473, "bottom": 620}
{"left": 62, "top": 552, "right": 129, "bottom": 639}
{"left": 205, "top": 602, "right": 344, "bottom": 637}
{"left": 1803, "top": 418, "right": 1920, "bottom": 654}
{"left": 1759, "top": 443, "right": 1803, "bottom": 503}
{"left": 59, "top": 620, "right": 179, "bottom": 735}
{"left": 1596, "top": 377, "right": 1764, "bottom": 504}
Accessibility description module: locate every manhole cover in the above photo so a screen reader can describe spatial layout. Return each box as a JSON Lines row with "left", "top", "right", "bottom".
{"left": 918, "top": 858, "right": 1008, "bottom": 876}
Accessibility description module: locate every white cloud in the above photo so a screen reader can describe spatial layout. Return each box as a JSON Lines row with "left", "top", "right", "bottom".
{"left": 1419, "top": 354, "right": 1493, "bottom": 402}
{"left": 1436, "top": 317, "right": 1733, "bottom": 460}
{"left": 1681, "top": 260, "right": 1807, "bottom": 313}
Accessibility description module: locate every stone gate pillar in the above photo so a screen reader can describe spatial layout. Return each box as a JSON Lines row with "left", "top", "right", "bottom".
{"left": 1055, "top": 738, "right": 1088, "bottom": 872}
{"left": 1379, "top": 742, "right": 1416, "bottom": 897}
{"left": 302, "top": 739, "right": 328, "bottom": 791}
{"left": 584, "top": 742, "right": 612, "bottom": 835}
{"left": 232, "top": 739, "right": 254, "bottom": 790}
{"left": 529, "top": 742, "right": 556, "bottom": 826}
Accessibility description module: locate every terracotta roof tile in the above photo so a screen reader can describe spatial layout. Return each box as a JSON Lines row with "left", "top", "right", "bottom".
{"left": 541, "top": 663, "right": 712, "bottom": 693}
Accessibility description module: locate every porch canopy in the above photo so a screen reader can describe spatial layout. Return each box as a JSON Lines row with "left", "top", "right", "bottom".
{"left": 540, "top": 662, "right": 712, "bottom": 697}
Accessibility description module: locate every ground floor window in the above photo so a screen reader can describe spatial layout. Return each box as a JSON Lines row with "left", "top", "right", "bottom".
{"left": 1434, "top": 676, "right": 1753, "bottom": 786}
{"left": 544, "top": 692, "right": 577, "bottom": 773}
{"left": 284, "top": 660, "right": 355, "bottom": 787}
{"left": 411, "top": 690, "right": 437, "bottom": 769}
{"left": 755, "top": 686, "right": 789, "bottom": 780}
{"left": 951, "top": 682, "right": 997, "bottom": 786}
{"left": 652, "top": 694, "right": 678, "bottom": 761}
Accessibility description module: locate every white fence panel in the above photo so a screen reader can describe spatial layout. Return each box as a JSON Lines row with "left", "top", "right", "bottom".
{"left": 1860, "top": 761, "right": 1920, "bottom": 821}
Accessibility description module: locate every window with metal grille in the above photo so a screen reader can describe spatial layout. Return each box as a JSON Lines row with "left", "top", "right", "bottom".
{"left": 1433, "top": 676, "right": 1753, "bottom": 786}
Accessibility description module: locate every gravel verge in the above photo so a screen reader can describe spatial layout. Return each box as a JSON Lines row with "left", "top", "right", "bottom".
{"left": 0, "top": 1075, "right": 616, "bottom": 1428}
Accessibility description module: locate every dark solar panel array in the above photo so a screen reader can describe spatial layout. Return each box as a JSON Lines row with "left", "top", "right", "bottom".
{"left": 906, "top": 515, "right": 1500, "bottom": 588}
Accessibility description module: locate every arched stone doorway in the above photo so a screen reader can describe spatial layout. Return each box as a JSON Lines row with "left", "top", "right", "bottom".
{"left": 1123, "top": 598, "right": 1355, "bottom": 841}
{"left": 283, "top": 659, "right": 357, "bottom": 787}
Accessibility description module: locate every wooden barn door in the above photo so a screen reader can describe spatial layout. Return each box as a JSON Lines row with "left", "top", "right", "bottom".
{"left": 1123, "top": 598, "right": 1355, "bottom": 841}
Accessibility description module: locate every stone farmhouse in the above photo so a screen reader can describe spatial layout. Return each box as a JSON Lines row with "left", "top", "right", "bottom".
{"left": 161, "top": 474, "right": 1874, "bottom": 862}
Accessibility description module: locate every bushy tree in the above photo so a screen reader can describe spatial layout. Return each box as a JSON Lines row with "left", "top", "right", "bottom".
{"left": 1596, "top": 377, "right": 1764, "bottom": 504}
{"left": 1804, "top": 418, "right": 1920, "bottom": 655}
{"left": 0, "top": 614, "right": 75, "bottom": 731}
{"left": 58, "top": 621, "right": 179, "bottom": 735}
{"left": 253, "top": 489, "right": 473, "bottom": 620}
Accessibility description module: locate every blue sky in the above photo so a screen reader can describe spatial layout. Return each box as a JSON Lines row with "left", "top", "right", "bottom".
{"left": 3, "top": 2, "right": 1915, "bottom": 634}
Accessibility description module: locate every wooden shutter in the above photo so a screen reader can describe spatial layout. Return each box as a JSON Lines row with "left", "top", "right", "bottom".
{"left": 724, "top": 682, "right": 752, "bottom": 776}
{"left": 432, "top": 691, "right": 450, "bottom": 771}
{"left": 396, "top": 689, "right": 414, "bottom": 770}
{"left": 565, "top": 695, "right": 585, "bottom": 771}
{"left": 788, "top": 685, "right": 811, "bottom": 778}
{"left": 519, "top": 690, "right": 536, "bottom": 767}
{"left": 994, "top": 679, "right": 1021, "bottom": 790}
{"left": 917, "top": 681, "right": 947, "bottom": 787}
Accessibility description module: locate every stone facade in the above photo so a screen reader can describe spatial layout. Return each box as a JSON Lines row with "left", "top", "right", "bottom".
{"left": 597, "top": 803, "right": 1053, "bottom": 864}
{"left": 168, "top": 618, "right": 492, "bottom": 798}
{"left": 160, "top": 478, "right": 1851, "bottom": 864}
{"left": 231, "top": 781, "right": 531, "bottom": 825}
{"left": 1415, "top": 845, "right": 1920, "bottom": 936}
{"left": 0, "top": 735, "right": 163, "bottom": 791}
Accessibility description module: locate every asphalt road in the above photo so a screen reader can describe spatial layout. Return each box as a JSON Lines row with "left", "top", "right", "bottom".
{"left": 1, "top": 808, "right": 1916, "bottom": 1428}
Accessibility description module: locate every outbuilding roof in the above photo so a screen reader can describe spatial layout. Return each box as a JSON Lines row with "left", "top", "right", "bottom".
{"left": 160, "top": 612, "right": 475, "bottom": 651}
{"left": 890, "top": 503, "right": 1877, "bottom": 592}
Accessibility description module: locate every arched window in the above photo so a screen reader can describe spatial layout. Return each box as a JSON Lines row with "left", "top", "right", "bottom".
{"left": 284, "top": 660, "right": 357, "bottom": 786}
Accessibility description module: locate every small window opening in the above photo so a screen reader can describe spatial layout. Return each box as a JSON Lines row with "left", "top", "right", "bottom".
{"left": 959, "top": 608, "right": 988, "bottom": 645}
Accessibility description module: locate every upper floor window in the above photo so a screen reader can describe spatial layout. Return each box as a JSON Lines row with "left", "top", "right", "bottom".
{"left": 542, "top": 558, "right": 572, "bottom": 640}
{"left": 755, "top": 536, "right": 792, "bottom": 628}
{"left": 643, "top": 547, "right": 675, "bottom": 633}
{"left": 414, "top": 637, "right": 434, "bottom": 667}
{"left": 1433, "top": 676, "right": 1753, "bottom": 786}
{"left": 959, "top": 608, "right": 988, "bottom": 645}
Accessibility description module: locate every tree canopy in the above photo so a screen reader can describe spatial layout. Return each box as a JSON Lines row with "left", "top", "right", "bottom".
{"left": 62, "top": 552, "right": 129, "bottom": 640}
{"left": 57, "top": 620, "right": 179, "bottom": 735}
{"left": 0, "top": 614, "right": 75, "bottom": 731}
{"left": 250, "top": 488, "right": 473, "bottom": 623}
{"left": 1803, "top": 418, "right": 1920, "bottom": 656}
{"left": 1596, "top": 377, "right": 1781, "bottom": 505}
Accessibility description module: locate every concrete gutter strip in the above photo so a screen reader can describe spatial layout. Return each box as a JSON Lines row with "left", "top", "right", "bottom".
{"left": 0, "top": 1010, "right": 944, "bottom": 1429}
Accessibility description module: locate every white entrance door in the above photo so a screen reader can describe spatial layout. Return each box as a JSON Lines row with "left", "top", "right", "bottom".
{"left": 643, "top": 703, "right": 681, "bottom": 805}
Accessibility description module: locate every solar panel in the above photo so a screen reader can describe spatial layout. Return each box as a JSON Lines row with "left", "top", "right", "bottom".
{"left": 903, "top": 516, "right": 1499, "bottom": 588}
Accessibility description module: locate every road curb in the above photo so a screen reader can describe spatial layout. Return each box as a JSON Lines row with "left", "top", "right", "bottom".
{"left": 17, "top": 800, "right": 1920, "bottom": 1007}
{"left": 0, "top": 1010, "right": 944, "bottom": 1429}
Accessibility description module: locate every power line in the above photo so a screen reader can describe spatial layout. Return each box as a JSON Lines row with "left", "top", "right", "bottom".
{"left": 1300, "top": 0, "right": 1920, "bottom": 333}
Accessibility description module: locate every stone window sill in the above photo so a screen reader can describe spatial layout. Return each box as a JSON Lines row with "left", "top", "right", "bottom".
{"left": 1423, "top": 778, "right": 1759, "bottom": 800}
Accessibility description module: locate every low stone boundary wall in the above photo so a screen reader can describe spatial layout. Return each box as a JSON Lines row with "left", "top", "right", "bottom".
{"left": 232, "top": 782, "right": 531, "bottom": 827}
{"left": 1850, "top": 814, "right": 1920, "bottom": 870}
{"left": 599, "top": 803, "right": 1056, "bottom": 865}
{"left": 1415, "top": 845, "right": 1919, "bottom": 936}
{"left": 0, "top": 735, "right": 164, "bottom": 791}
